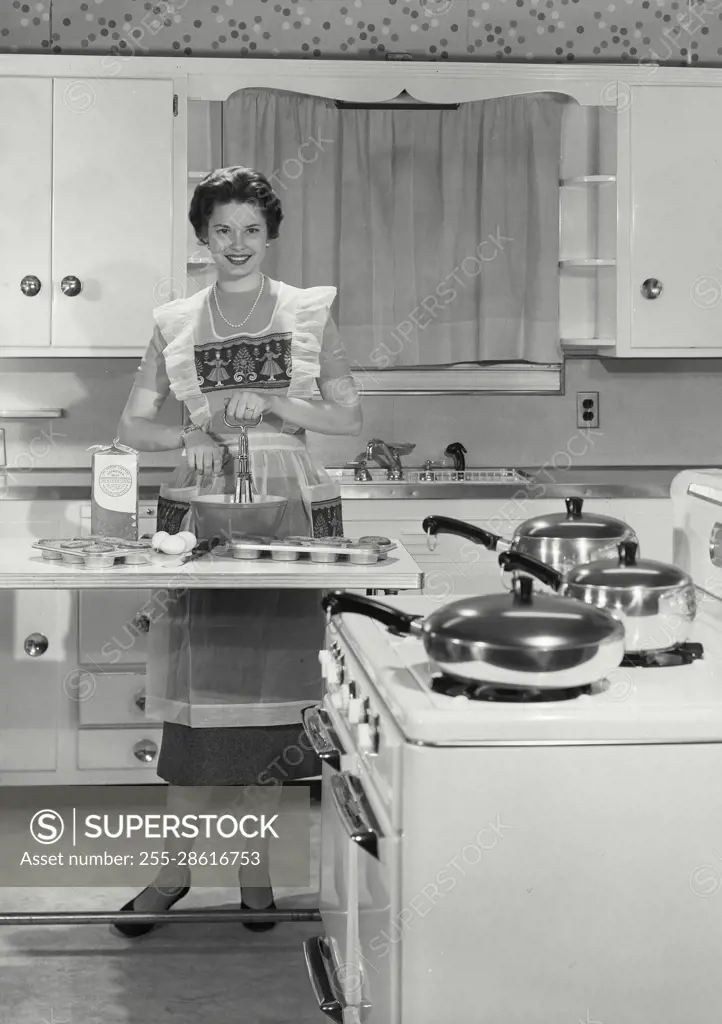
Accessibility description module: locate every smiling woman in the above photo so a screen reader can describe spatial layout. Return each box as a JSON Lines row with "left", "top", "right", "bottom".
{"left": 113, "top": 165, "right": 362, "bottom": 938}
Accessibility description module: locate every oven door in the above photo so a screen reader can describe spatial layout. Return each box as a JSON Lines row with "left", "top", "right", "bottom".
{"left": 302, "top": 707, "right": 359, "bottom": 1021}
{"left": 333, "top": 769, "right": 400, "bottom": 1024}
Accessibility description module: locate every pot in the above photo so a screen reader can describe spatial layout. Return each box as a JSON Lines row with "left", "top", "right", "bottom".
{"left": 498, "top": 541, "right": 697, "bottom": 653}
{"left": 321, "top": 577, "right": 625, "bottom": 691}
{"left": 423, "top": 497, "right": 637, "bottom": 572}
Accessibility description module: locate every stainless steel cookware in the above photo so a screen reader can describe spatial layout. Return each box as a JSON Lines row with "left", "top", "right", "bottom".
{"left": 321, "top": 578, "right": 625, "bottom": 691}
{"left": 499, "top": 540, "right": 697, "bottom": 652}
{"left": 423, "top": 497, "right": 637, "bottom": 572}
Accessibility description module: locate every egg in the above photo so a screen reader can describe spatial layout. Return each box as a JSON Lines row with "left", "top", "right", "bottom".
{"left": 151, "top": 531, "right": 169, "bottom": 552}
{"left": 160, "top": 534, "right": 187, "bottom": 555}
{"left": 177, "top": 531, "right": 197, "bottom": 553}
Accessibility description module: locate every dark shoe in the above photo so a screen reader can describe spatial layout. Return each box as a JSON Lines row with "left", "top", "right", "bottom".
{"left": 113, "top": 884, "right": 190, "bottom": 938}
{"left": 240, "top": 887, "right": 277, "bottom": 932}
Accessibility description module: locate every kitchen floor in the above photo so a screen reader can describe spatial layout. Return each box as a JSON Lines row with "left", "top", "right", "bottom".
{"left": 0, "top": 807, "right": 323, "bottom": 1024}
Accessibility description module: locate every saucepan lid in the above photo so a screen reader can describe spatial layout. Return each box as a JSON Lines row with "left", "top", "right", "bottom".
{"left": 514, "top": 497, "right": 634, "bottom": 541}
{"left": 565, "top": 539, "right": 691, "bottom": 591}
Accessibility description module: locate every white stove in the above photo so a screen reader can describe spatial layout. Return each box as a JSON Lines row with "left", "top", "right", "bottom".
{"left": 304, "top": 471, "right": 722, "bottom": 1024}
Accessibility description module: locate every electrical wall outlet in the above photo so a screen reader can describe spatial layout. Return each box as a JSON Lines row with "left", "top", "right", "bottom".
{"left": 577, "top": 392, "right": 599, "bottom": 429}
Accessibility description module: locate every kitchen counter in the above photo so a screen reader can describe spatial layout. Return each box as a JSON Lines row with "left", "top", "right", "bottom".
{"left": 0, "top": 465, "right": 713, "bottom": 501}
{"left": 0, "top": 539, "right": 423, "bottom": 590}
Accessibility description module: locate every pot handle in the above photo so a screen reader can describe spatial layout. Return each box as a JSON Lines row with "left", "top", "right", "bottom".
{"left": 498, "top": 550, "right": 563, "bottom": 591}
{"left": 618, "top": 539, "right": 638, "bottom": 565}
{"left": 321, "top": 590, "right": 419, "bottom": 635}
{"left": 422, "top": 515, "right": 502, "bottom": 550}
{"left": 565, "top": 497, "right": 584, "bottom": 519}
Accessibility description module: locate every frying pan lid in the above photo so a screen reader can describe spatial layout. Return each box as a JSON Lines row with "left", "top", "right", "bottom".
{"left": 424, "top": 577, "right": 623, "bottom": 652}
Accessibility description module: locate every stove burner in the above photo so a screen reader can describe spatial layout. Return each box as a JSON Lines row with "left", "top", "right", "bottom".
{"left": 620, "top": 642, "right": 704, "bottom": 669}
{"left": 430, "top": 672, "right": 593, "bottom": 703}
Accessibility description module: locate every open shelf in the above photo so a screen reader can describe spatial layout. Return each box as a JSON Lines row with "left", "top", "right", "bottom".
{"left": 560, "top": 175, "right": 616, "bottom": 185}
{"left": 561, "top": 337, "right": 616, "bottom": 351}
{"left": 560, "top": 258, "right": 616, "bottom": 267}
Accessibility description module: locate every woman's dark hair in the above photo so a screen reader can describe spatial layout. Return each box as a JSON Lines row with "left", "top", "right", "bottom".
{"left": 189, "top": 166, "right": 283, "bottom": 244}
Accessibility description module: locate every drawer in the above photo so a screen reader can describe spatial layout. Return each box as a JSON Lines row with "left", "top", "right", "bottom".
{"left": 79, "top": 590, "right": 152, "bottom": 667}
{"left": 77, "top": 671, "right": 153, "bottom": 726}
{"left": 77, "top": 728, "right": 162, "bottom": 771}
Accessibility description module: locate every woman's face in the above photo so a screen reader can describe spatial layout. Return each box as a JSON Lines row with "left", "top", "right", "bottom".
{"left": 206, "top": 200, "right": 268, "bottom": 281}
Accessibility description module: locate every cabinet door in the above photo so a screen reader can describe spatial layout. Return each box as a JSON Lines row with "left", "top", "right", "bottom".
{"left": 78, "top": 591, "right": 152, "bottom": 668}
{"left": 0, "top": 591, "right": 68, "bottom": 772}
{"left": 0, "top": 77, "right": 52, "bottom": 347}
{"left": 51, "top": 78, "right": 174, "bottom": 350}
{"left": 628, "top": 86, "right": 722, "bottom": 350}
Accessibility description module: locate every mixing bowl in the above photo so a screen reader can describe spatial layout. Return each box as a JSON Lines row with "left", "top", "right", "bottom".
{"left": 189, "top": 494, "right": 287, "bottom": 544}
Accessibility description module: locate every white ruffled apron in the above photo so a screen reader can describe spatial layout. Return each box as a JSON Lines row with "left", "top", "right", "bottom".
{"left": 143, "top": 281, "right": 344, "bottom": 728}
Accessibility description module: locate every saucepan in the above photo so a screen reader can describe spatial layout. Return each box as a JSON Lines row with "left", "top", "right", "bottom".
{"left": 321, "top": 578, "right": 625, "bottom": 691}
{"left": 423, "top": 497, "right": 638, "bottom": 573}
{"left": 499, "top": 540, "right": 697, "bottom": 652}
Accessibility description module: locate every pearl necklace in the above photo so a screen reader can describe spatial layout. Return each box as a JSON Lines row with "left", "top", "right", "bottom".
{"left": 213, "top": 274, "right": 265, "bottom": 330}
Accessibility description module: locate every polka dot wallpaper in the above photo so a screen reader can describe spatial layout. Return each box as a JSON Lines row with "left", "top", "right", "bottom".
{"left": 1, "top": 0, "right": 721, "bottom": 64}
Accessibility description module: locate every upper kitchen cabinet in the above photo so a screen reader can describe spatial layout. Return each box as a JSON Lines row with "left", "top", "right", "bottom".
{"left": 0, "top": 74, "right": 176, "bottom": 356}
{"left": 615, "top": 84, "right": 722, "bottom": 358}
{"left": 0, "top": 78, "right": 53, "bottom": 351}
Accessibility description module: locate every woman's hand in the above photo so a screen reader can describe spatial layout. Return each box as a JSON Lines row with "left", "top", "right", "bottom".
{"left": 183, "top": 428, "right": 227, "bottom": 476}
{"left": 224, "top": 392, "right": 277, "bottom": 425}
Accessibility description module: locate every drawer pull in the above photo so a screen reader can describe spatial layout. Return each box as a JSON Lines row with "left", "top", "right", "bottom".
{"left": 24, "top": 633, "right": 48, "bottom": 657}
{"left": 132, "top": 613, "right": 150, "bottom": 633}
{"left": 133, "top": 689, "right": 146, "bottom": 712}
{"left": 133, "top": 739, "right": 158, "bottom": 763}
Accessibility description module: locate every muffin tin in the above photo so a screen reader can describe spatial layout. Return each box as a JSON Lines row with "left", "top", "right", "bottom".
{"left": 228, "top": 535, "right": 396, "bottom": 564}
{"left": 33, "top": 537, "right": 152, "bottom": 569}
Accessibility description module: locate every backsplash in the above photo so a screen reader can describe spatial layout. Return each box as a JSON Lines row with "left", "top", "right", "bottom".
{"left": 0, "top": 356, "right": 720, "bottom": 471}
{"left": 1, "top": 0, "right": 719, "bottom": 64}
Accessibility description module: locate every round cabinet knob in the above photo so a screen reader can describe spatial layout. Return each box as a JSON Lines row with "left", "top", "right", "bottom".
{"left": 641, "top": 278, "right": 663, "bottom": 300}
{"left": 132, "top": 613, "right": 150, "bottom": 633}
{"left": 133, "top": 689, "right": 146, "bottom": 712}
{"left": 60, "top": 275, "right": 82, "bottom": 297}
{"left": 20, "top": 275, "right": 41, "bottom": 296}
{"left": 133, "top": 739, "right": 158, "bottom": 763}
{"left": 24, "top": 633, "right": 48, "bottom": 657}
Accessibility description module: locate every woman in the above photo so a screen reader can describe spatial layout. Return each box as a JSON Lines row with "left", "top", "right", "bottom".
{"left": 113, "top": 166, "right": 362, "bottom": 937}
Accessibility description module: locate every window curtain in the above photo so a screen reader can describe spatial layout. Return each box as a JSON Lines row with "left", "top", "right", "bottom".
{"left": 223, "top": 88, "right": 564, "bottom": 367}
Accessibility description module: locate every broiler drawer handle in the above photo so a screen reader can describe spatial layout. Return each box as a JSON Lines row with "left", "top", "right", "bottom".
{"left": 301, "top": 707, "right": 344, "bottom": 771}
{"left": 330, "top": 772, "right": 380, "bottom": 860}
{"left": 302, "top": 936, "right": 345, "bottom": 1023}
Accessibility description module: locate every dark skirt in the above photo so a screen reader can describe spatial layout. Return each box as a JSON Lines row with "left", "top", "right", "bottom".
{"left": 156, "top": 720, "right": 321, "bottom": 786}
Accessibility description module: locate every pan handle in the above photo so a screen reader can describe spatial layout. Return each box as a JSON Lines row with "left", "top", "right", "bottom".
{"left": 498, "top": 551, "right": 563, "bottom": 591}
{"left": 321, "top": 591, "right": 420, "bottom": 635}
{"left": 422, "top": 515, "right": 503, "bottom": 550}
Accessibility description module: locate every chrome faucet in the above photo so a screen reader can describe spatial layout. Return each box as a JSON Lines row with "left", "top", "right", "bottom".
{"left": 365, "top": 439, "right": 406, "bottom": 481}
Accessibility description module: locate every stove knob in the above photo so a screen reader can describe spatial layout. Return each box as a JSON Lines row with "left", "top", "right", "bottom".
{"left": 356, "top": 722, "right": 376, "bottom": 754}
{"left": 348, "top": 697, "right": 365, "bottom": 725}
{"left": 318, "top": 650, "right": 333, "bottom": 680}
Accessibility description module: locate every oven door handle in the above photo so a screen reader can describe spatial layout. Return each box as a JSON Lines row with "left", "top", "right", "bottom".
{"left": 303, "top": 936, "right": 345, "bottom": 1023}
{"left": 302, "top": 706, "right": 344, "bottom": 771}
{"left": 330, "top": 771, "right": 380, "bottom": 860}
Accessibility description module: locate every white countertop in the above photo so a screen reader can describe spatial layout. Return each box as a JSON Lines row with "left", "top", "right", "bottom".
{"left": 0, "top": 540, "right": 424, "bottom": 590}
